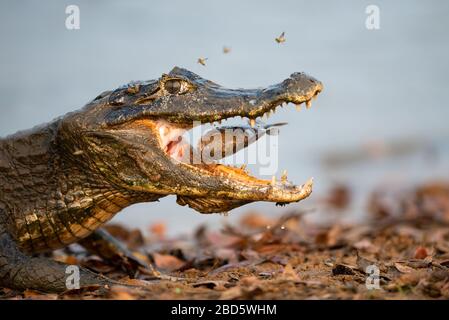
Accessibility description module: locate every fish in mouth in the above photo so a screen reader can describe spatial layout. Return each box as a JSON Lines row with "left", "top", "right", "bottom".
{"left": 196, "top": 121, "right": 288, "bottom": 162}
{"left": 64, "top": 67, "right": 323, "bottom": 213}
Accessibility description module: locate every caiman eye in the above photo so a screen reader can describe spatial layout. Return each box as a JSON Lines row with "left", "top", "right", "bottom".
{"left": 164, "top": 79, "right": 190, "bottom": 95}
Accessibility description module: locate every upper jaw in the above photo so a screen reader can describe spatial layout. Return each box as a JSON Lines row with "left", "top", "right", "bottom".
{"left": 162, "top": 70, "right": 323, "bottom": 125}
{"left": 242, "top": 72, "right": 323, "bottom": 119}
{"left": 102, "top": 68, "right": 322, "bottom": 127}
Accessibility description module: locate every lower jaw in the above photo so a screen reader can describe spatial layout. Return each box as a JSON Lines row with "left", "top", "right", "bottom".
{"left": 176, "top": 196, "right": 250, "bottom": 214}
{"left": 175, "top": 177, "right": 313, "bottom": 213}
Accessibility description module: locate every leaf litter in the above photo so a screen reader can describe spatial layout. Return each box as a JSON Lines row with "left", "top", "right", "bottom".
{"left": 2, "top": 180, "right": 449, "bottom": 300}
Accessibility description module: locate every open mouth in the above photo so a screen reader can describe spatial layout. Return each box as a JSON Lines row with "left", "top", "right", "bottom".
{"left": 152, "top": 87, "right": 321, "bottom": 196}
{"left": 109, "top": 68, "right": 323, "bottom": 212}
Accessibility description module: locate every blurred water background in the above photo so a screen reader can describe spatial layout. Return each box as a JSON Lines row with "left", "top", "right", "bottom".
{"left": 1, "top": 0, "right": 448, "bottom": 234}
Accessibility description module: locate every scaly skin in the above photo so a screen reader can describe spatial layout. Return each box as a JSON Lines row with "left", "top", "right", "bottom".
{"left": 0, "top": 67, "right": 322, "bottom": 292}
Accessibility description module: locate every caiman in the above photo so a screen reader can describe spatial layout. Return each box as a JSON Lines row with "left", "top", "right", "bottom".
{"left": 0, "top": 67, "right": 322, "bottom": 292}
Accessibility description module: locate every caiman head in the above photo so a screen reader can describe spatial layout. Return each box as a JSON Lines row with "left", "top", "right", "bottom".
{"left": 59, "top": 67, "right": 323, "bottom": 213}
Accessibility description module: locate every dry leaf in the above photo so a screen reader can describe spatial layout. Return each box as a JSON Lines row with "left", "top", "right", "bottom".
{"left": 414, "top": 246, "right": 429, "bottom": 259}
{"left": 109, "top": 286, "right": 137, "bottom": 300}
{"left": 332, "top": 264, "right": 356, "bottom": 276}
{"left": 394, "top": 262, "right": 415, "bottom": 273}
{"left": 192, "top": 280, "right": 228, "bottom": 290}
{"left": 240, "top": 212, "right": 274, "bottom": 229}
{"left": 353, "top": 239, "right": 378, "bottom": 253}
{"left": 315, "top": 225, "right": 343, "bottom": 247}
{"left": 81, "top": 257, "right": 116, "bottom": 273}
{"left": 153, "top": 253, "right": 185, "bottom": 272}
{"left": 23, "top": 290, "right": 58, "bottom": 300}
{"left": 220, "top": 286, "right": 242, "bottom": 300}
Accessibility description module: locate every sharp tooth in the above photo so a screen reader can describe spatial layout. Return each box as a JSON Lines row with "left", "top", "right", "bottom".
{"left": 295, "top": 104, "right": 302, "bottom": 111}
{"left": 306, "top": 100, "right": 312, "bottom": 109}
{"left": 271, "top": 176, "right": 276, "bottom": 185}
{"left": 249, "top": 119, "right": 256, "bottom": 128}
{"left": 281, "top": 170, "right": 288, "bottom": 182}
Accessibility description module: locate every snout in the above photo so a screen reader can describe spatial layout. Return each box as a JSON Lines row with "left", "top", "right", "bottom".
{"left": 255, "top": 72, "right": 323, "bottom": 107}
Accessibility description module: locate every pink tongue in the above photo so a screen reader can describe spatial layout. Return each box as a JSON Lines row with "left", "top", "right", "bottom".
{"left": 166, "top": 136, "right": 182, "bottom": 155}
